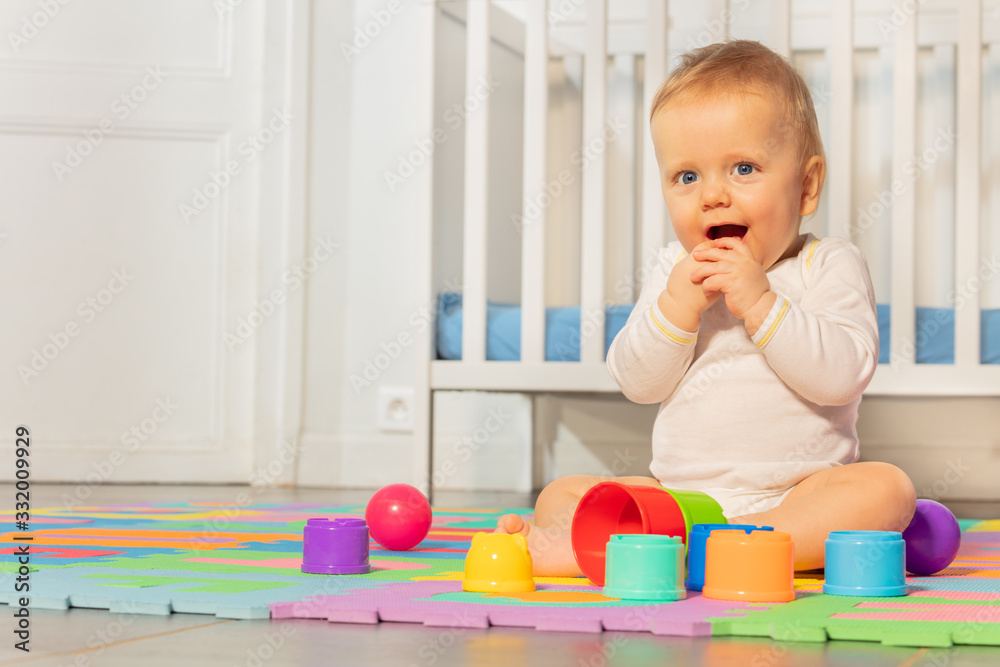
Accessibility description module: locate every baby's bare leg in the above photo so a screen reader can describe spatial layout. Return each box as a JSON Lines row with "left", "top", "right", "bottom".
{"left": 730, "top": 462, "right": 916, "bottom": 571}
{"left": 495, "top": 474, "right": 663, "bottom": 577}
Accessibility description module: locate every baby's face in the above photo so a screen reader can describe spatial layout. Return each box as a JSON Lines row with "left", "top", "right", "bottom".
{"left": 651, "top": 93, "right": 815, "bottom": 270}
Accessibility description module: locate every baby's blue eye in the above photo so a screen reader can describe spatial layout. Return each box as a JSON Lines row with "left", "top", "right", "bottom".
{"left": 679, "top": 171, "right": 698, "bottom": 185}
{"left": 734, "top": 163, "right": 755, "bottom": 176}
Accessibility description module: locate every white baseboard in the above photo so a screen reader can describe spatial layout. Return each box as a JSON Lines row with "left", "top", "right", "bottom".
{"left": 297, "top": 430, "right": 533, "bottom": 492}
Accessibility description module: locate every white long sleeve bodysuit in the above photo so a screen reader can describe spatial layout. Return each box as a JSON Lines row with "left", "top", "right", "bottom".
{"left": 607, "top": 234, "right": 880, "bottom": 519}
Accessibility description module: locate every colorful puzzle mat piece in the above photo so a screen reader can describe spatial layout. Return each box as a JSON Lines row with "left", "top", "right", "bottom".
{"left": 1, "top": 504, "right": 999, "bottom": 645}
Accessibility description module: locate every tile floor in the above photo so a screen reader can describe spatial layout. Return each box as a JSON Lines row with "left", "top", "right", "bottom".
{"left": 1, "top": 483, "right": 999, "bottom": 667}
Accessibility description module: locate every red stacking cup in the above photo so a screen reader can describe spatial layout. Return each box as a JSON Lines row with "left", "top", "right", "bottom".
{"left": 570, "top": 482, "right": 687, "bottom": 586}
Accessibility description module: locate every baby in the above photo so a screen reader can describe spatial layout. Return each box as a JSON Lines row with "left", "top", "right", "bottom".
{"left": 497, "top": 40, "right": 916, "bottom": 577}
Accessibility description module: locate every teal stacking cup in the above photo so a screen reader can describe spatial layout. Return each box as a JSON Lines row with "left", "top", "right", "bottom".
{"left": 602, "top": 534, "right": 686, "bottom": 601}
{"left": 823, "top": 531, "right": 907, "bottom": 597}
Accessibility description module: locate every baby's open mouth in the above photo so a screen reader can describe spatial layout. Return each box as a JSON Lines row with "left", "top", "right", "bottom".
{"left": 708, "top": 224, "right": 748, "bottom": 240}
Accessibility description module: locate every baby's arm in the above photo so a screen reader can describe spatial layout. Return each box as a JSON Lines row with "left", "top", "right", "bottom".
{"left": 607, "top": 250, "right": 718, "bottom": 404}
{"left": 745, "top": 238, "right": 879, "bottom": 406}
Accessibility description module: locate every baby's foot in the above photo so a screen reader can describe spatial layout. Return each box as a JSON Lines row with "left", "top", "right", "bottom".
{"left": 494, "top": 513, "right": 531, "bottom": 538}
{"left": 493, "top": 513, "right": 582, "bottom": 578}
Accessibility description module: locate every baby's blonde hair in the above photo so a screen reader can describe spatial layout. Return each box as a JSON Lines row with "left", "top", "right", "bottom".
{"left": 649, "top": 40, "right": 825, "bottom": 168}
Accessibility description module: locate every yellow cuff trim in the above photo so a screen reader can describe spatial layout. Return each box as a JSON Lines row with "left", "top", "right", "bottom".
{"left": 805, "top": 239, "right": 820, "bottom": 271}
{"left": 756, "top": 298, "right": 789, "bottom": 348}
{"left": 649, "top": 306, "right": 697, "bottom": 345}
{"left": 674, "top": 250, "right": 687, "bottom": 265}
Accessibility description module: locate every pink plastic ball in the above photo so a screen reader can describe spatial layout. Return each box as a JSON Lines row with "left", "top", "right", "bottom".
{"left": 365, "top": 484, "right": 432, "bottom": 551}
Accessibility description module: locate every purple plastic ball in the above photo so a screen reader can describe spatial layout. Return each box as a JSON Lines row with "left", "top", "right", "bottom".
{"left": 902, "top": 499, "right": 961, "bottom": 576}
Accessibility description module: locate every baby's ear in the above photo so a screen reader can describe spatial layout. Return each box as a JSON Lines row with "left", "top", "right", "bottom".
{"left": 799, "top": 156, "right": 825, "bottom": 216}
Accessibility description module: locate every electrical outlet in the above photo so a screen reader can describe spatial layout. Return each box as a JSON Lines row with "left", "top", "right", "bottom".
{"left": 377, "top": 387, "right": 414, "bottom": 432}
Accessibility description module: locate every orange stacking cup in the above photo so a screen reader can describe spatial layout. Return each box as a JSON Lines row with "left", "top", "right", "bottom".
{"left": 702, "top": 529, "right": 795, "bottom": 602}
{"left": 570, "top": 482, "right": 686, "bottom": 586}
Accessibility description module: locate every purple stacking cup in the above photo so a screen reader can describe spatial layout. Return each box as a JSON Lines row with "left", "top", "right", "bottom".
{"left": 301, "top": 518, "right": 371, "bottom": 575}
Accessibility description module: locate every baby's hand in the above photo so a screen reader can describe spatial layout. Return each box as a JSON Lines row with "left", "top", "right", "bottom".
{"left": 689, "top": 237, "right": 771, "bottom": 321}
{"left": 660, "top": 251, "right": 722, "bottom": 328}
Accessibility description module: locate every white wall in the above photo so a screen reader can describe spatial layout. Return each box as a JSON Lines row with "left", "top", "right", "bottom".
{"left": 298, "top": 0, "right": 534, "bottom": 490}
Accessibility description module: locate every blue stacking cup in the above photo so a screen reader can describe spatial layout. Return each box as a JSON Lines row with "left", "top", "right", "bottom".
{"left": 685, "top": 523, "right": 773, "bottom": 591}
{"left": 823, "top": 531, "right": 907, "bottom": 597}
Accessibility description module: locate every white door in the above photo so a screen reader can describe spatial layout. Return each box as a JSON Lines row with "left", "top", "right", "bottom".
{"left": 0, "top": 0, "right": 306, "bottom": 487}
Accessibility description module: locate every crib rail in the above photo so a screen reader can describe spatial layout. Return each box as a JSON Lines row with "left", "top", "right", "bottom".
{"left": 421, "top": 0, "right": 999, "bottom": 397}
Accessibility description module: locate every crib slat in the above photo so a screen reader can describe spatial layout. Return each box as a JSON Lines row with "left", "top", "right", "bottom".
{"left": 520, "top": 1, "right": 548, "bottom": 364}
{"left": 828, "top": 0, "right": 853, "bottom": 242}
{"left": 770, "top": 0, "right": 791, "bottom": 58}
{"left": 413, "top": 0, "right": 437, "bottom": 495}
{"left": 580, "top": 0, "right": 608, "bottom": 364}
{"left": 462, "top": 1, "right": 490, "bottom": 364}
{"left": 990, "top": 43, "right": 1000, "bottom": 312}
{"left": 954, "top": 0, "right": 982, "bottom": 366}
{"left": 890, "top": 4, "right": 917, "bottom": 369}
{"left": 642, "top": 0, "right": 669, "bottom": 268}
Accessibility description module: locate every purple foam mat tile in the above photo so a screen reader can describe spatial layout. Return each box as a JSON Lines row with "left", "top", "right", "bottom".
{"left": 598, "top": 605, "right": 665, "bottom": 633}
{"left": 650, "top": 618, "right": 714, "bottom": 637}
{"left": 378, "top": 606, "right": 431, "bottom": 624}
{"left": 486, "top": 608, "right": 540, "bottom": 628}
{"left": 328, "top": 609, "right": 379, "bottom": 624}
{"left": 423, "top": 612, "right": 490, "bottom": 629}
{"left": 268, "top": 601, "right": 300, "bottom": 618}
{"left": 644, "top": 596, "right": 772, "bottom": 637}
{"left": 536, "top": 616, "right": 605, "bottom": 633}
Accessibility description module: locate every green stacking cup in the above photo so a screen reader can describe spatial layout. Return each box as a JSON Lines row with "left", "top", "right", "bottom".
{"left": 662, "top": 488, "right": 727, "bottom": 538}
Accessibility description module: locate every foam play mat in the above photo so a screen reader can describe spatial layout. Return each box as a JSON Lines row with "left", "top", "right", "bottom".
{"left": 2, "top": 503, "right": 999, "bottom": 647}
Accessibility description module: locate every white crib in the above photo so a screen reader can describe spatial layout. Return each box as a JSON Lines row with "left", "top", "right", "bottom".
{"left": 412, "top": 0, "right": 1000, "bottom": 496}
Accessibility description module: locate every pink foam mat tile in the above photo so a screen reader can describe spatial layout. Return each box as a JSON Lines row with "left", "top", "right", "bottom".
{"left": 485, "top": 608, "right": 543, "bottom": 628}
{"left": 329, "top": 609, "right": 379, "bottom": 624}
{"left": 423, "top": 612, "right": 490, "bottom": 629}
{"left": 535, "top": 616, "right": 605, "bottom": 633}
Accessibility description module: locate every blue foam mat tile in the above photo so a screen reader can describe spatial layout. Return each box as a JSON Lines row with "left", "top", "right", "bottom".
{"left": 215, "top": 605, "right": 272, "bottom": 620}
{"left": 26, "top": 596, "right": 70, "bottom": 611}
{"left": 110, "top": 600, "right": 172, "bottom": 616}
